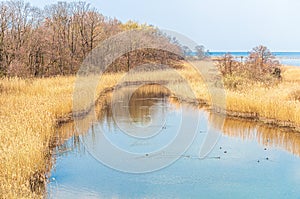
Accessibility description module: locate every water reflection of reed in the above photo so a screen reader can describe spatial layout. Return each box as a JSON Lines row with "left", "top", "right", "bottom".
{"left": 54, "top": 120, "right": 84, "bottom": 156}
{"left": 221, "top": 116, "right": 300, "bottom": 157}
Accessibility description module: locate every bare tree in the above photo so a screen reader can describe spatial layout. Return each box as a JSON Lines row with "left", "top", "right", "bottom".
{"left": 195, "top": 45, "right": 209, "bottom": 60}
{"left": 247, "top": 45, "right": 281, "bottom": 79}
{"left": 0, "top": 2, "right": 9, "bottom": 75}
{"left": 217, "top": 53, "right": 236, "bottom": 76}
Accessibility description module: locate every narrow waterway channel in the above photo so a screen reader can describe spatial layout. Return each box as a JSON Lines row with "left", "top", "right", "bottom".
{"left": 47, "top": 85, "right": 300, "bottom": 199}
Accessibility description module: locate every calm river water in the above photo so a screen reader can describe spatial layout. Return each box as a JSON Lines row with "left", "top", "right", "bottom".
{"left": 47, "top": 86, "right": 300, "bottom": 199}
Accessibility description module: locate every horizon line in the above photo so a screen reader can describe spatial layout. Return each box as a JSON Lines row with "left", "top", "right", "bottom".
{"left": 208, "top": 51, "right": 300, "bottom": 53}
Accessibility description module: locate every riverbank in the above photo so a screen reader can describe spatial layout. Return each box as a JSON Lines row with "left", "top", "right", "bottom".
{"left": 1, "top": 63, "right": 300, "bottom": 198}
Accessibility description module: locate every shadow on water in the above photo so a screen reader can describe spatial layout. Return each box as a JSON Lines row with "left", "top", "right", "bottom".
{"left": 48, "top": 84, "right": 300, "bottom": 198}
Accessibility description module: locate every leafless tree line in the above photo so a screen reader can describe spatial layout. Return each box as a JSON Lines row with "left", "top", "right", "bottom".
{"left": 0, "top": 1, "right": 182, "bottom": 77}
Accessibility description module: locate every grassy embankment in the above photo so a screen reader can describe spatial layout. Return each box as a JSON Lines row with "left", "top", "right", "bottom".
{"left": 0, "top": 62, "right": 300, "bottom": 198}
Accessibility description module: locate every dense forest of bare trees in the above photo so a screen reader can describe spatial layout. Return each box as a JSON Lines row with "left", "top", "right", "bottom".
{"left": 0, "top": 1, "right": 182, "bottom": 77}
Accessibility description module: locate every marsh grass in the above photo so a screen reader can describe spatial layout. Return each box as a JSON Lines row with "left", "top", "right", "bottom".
{"left": 224, "top": 75, "right": 300, "bottom": 127}
{"left": 287, "top": 89, "right": 300, "bottom": 101}
{"left": 175, "top": 62, "right": 300, "bottom": 129}
{"left": 0, "top": 74, "right": 121, "bottom": 198}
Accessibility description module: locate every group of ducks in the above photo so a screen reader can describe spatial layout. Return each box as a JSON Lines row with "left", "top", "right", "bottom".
{"left": 219, "top": 146, "right": 270, "bottom": 163}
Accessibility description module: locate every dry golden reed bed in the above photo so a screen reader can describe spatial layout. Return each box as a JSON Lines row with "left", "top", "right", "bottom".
{"left": 179, "top": 62, "right": 300, "bottom": 129}
{"left": 0, "top": 63, "right": 300, "bottom": 198}
{"left": 224, "top": 66, "right": 300, "bottom": 128}
{"left": 0, "top": 74, "right": 121, "bottom": 198}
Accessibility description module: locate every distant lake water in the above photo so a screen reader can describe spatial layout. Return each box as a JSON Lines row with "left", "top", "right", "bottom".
{"left": 209, "top": 52, "right": 300, "bottom": 67}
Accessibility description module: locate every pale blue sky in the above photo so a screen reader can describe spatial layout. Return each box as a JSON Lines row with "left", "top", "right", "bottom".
{"left": 29, "top": 0, "right": 300, "bottom": 52}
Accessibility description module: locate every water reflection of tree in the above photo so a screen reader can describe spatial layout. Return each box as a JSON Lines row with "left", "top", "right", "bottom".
{"left": 96, "top": 85, "right": 171, "bottom": 127}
